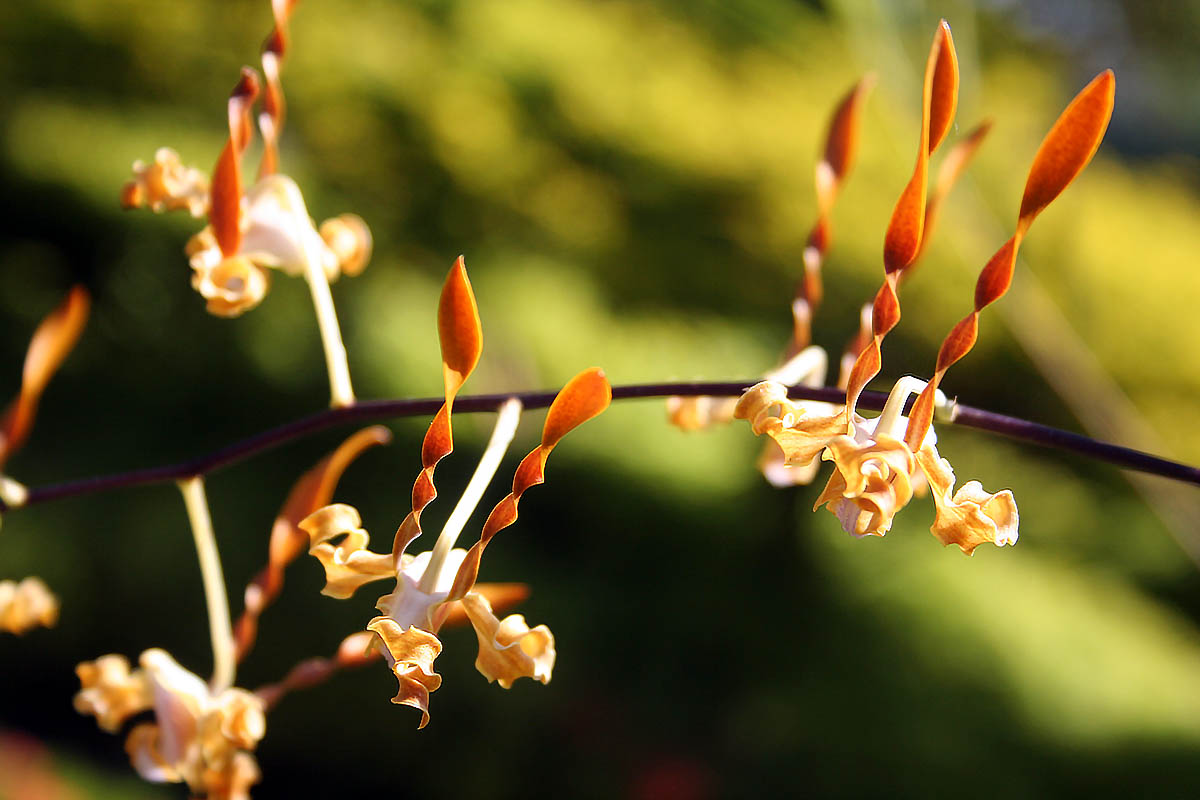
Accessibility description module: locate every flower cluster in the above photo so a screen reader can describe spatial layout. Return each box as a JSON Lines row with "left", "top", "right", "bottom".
{"left": 732, "top": 22, "right": 1112, "bottom": 553}
{"left": 301, "top": 259, "right": 610, "bottom": 727}
{"left": 74, "top": 649, "right": 265, "bottom": 800}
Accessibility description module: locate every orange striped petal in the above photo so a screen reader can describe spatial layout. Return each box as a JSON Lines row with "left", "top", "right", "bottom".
{"left": 0, "top": 286, "right": 89, "bottom": 469}
{"left": 209, "top": 69, "right": 260, "bottom": 257}
{"left": 446, "top": 368, "right": 611, "bottom": 602}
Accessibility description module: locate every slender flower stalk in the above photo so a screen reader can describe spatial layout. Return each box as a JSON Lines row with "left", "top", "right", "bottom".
{"left": 6, "top": 381, "right": 1197, "bottom": 515}
{"left": 177, "top": 476, "right": 235, "bottom": 693}
{"left": 301, "top": 233, "right": 355, "bottom": 408}
{"left": 420, "top": 398, "right": 523, "bottom": 594}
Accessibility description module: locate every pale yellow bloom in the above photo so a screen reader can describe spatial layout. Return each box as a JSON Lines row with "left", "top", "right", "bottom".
{"left": 74, "top": 649, "right": 265, "bottom": 799}
{"left": 737, "top": 377, "right": 1017, "bottom": 551}
{"left": 301, "top": 500, "right": 556, "bottom": 729}
{"left": 187, "top": 175, "right": 371, "bottom": 317}
{"left": 121, "top": 147, "right": 209, "bottom": 217}
{"left": 0, "top": 576, "right": 59, "bottom": 635}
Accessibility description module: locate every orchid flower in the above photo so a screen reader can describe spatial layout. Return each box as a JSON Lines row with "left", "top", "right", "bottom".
{"left": 735, "top": 22, "right": 1113, "bottom": 554}
{"left": 300, "top": 258, "right": 611, "bottom": 727}
{"left": 75, "top": 649, "right": 265, "bottom": 800}
{"left": 120, "top": 2, "right": 367, "bottom": 407}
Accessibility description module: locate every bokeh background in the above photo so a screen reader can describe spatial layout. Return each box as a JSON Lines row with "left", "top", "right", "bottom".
{"left": 3, "top": 0, "right": 1200, "bottom": 797}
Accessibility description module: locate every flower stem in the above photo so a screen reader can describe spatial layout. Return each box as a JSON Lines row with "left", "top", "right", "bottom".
{"left": 303, "top": 259, "right": 355, "bottom": 409}
{"left": 12, "top": 382, "right": 1200, "bottom": 510}
{"left": 419, "top": 398, "right": 523, "bottom": 593}
{"left": 177, "top": 476, "right": 235, "bottom": 692}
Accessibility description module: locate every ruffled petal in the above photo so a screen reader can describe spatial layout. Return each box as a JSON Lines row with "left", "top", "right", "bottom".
{"left": 188, "top": 229, "right": 270, "bottom": 318}
{"left": 199, "top": 750, "right": 260, "bottom": 800}
{"left": 299, "top": 504, "right": 394, "bottom": 598}
{"left": 74, "top": 654, "right": 152, "bottom": 732}
{"left": 319, "top": 213, "right": 373, "bottom": 277}
{"left": 817, "top": 433, "right": 915, "bottom": 536}
{"left": 915, "top": 444, "right": 1019, "bottom": 554}
{"left": 124, "top": 723, "right": 182, "bottom": 784}
{"left": 364, "top": 617, "right": 443, "bottom": 729}
{"left": 121, "top": 147, "right": 209, "bottom": 217}
{"left": 460, "top": 592, "right": 555, "bottom": 689}
{"left": 0, "top": 576, "right": 59, "bottom": 634}
{"left": 139, "top": 649, "right": 208, "bottom": 767}
{"left": 734, "top": 381, "right": 848, "bottom": 468}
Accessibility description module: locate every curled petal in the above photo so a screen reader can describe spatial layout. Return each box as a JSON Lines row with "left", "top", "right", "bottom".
{"left": 139, "top": 649, "right": 208, "bottom": 767}
{"left": 211, "top": 689, "right": 266, "bottom": 752}
{"left": 188, "top": 230, "right": 270, "bottom": 318}
{"left": 0, "top": 286, "right": 89, "bottom": 468}
{"left": 200, "top": 750, "right": 260, "bottom": 800}
{"left": 734, "top": 381, "right": 848, "bottom": 467}
{"left": 320, "top": 213, "right": 373, "bottom": 277}
{"left": 125, "top": 723, "right": 182, "bottom": 784}
{"left": 461, "top": 592, "right": 555, "bottom": 689}
{"left": 364, "top": 618, "right": 443, "bottom": 729}
{"left": 816, "top": 434, "right": 916, "bottom": 536}
{"left": 74, "top": 654, "right": 152, "bottom": 732}
{"left": 915, "top": 445, "right": 1019, "bottom": 554}
{"left": 0, "top": 576, "right": 59, "bottom": 634}
{"left": 757, "top": 440, "right": 821, "bottom": 488}
{"left": 299, "top": 504, "right": 394, "bottom": 598}
{"left": 121, "top": 147, "right": 209, "bottom": 217}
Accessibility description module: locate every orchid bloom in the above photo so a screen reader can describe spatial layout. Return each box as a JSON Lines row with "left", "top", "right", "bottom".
{"left": 734, "top": 23, "right": 1111, "bottom": 554}
{"left": 300, "top": 258, "right": 610, "bottom": 727}
{"left": 120, "top": 2, "right": 368, "bottom": 407}
{"left": 74, "top": 649, "right": 265, "bottom": 800}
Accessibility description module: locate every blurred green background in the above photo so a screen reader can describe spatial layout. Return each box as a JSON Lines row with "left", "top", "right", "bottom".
{"left": 3, "top": 0, "right": 1200, "bottom": 797}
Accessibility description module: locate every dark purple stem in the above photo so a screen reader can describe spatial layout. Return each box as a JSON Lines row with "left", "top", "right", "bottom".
{"left": 12, "top": 380, "right": 1199, "bottom": 508}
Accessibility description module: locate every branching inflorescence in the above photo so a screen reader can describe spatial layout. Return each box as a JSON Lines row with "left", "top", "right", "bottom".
{"left": 0, "top": 3, "right": 1191, "bottom": 797}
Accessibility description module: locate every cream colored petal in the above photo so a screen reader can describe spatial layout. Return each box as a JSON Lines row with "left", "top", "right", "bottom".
{"left": 758, "top": 439, "right": 821, "bottom": 487}
{"left": 460, "top": 592, "right": 555, "bottom": 689}
{"left": 0, "top": 576, "right": 59, "bottom": 634}
{"left": 124, "top": 723, "right": 183, "bottom": 784}
{"left": 121, "top": 147, "right": 209, "bottom": 217}
{"left": 915, "top": 445, "right": 1020, "bottom": 554}
{"left": 139, "top": 649, "right": 208, "bottom": 767}
{"left": 211, "top": 688, "right": 266, "bottom": 752}
{"left": 320, "top": 213, "right": 373, "bottom": 277}
{"left": 299, "top": 504, "right": 395, "bottom": 598}
{"left": 74, "top": 654, "right": 152, "bottom": 732}
{"left": 365, "top": 617, "right": 443, "bottom": 729}
{"left": 376, "top": 548, "right": 468, "bottom": 632}
{"left": 189, "top": 251, "right": 270, "bottom": 318}
{"left": 240, "top": 174, "right": 337, "bottom": 279}
{"left": 817, "top": 433, "right": 915, "bottom": 537}
{"left": 734, "top": 381, "right": 848, "bottom": 467}
{"left": 199, "top": 750, "right": 260, "bottom": 800}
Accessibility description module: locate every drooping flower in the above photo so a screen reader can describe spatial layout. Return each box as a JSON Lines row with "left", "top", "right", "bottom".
{"left": 300, "top": 258, "right": 610, "bottom": 727}
{"left": 75, "top": 649, "right": 265, "bottom": 799}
